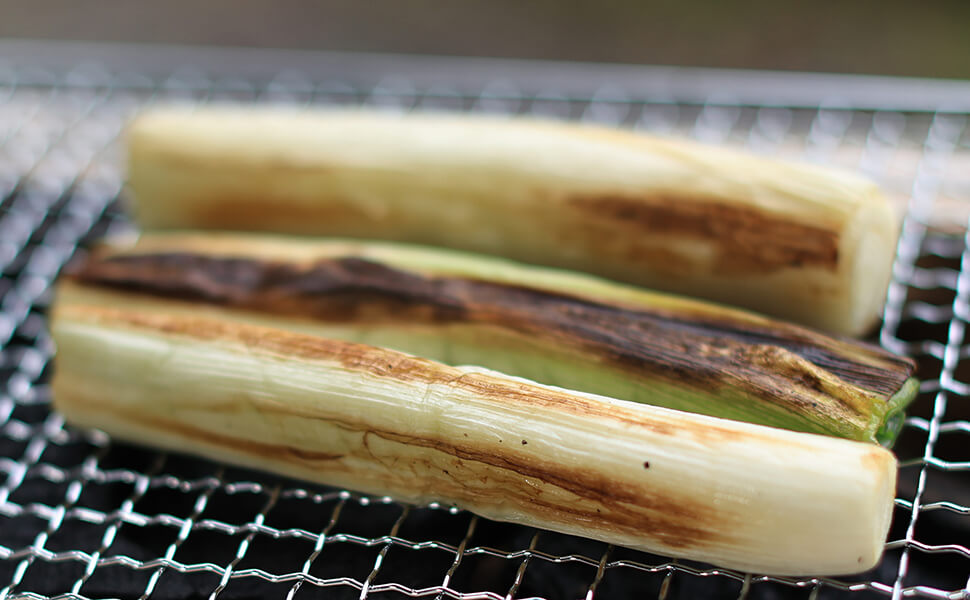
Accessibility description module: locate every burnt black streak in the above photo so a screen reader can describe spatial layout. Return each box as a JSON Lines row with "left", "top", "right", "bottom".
{"left": 69, "top": 252, "right": 915, "bottom": 402}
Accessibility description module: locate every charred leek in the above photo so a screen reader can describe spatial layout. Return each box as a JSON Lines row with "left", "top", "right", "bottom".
{"left": 60, "top": 232, "right": 917, "bottom": 445}
{"left": 51, "top": 299, "right": 897, "bottom": 576}
{"left": 127, "top": 107, "right": 901, "bottom": 336}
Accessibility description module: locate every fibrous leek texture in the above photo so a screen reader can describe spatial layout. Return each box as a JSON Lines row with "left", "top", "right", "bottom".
{"left": 127, "top": 107, "right": 902, "bottom": 336}
{"left": 61, "top": 233, "right": 917, "bottom": 445}
{"left": 52, "top": 300, "right": 897, "bottom": 576}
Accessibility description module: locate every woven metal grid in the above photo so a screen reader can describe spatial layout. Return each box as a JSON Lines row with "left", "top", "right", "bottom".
{"left": 0, "top": 42, "right": 969, "bottom": 600}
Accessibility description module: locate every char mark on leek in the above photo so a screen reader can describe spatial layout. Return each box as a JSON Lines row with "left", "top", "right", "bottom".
{"left": 568, "top": 194, "right": 842, "bottom": 274}
{"left": 66, "top": 250, "right": 917, "bottom": 444}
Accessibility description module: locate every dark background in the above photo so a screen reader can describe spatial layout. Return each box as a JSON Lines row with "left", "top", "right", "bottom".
{"left": 1, "top": 0, "right": 968, "bottom": 79}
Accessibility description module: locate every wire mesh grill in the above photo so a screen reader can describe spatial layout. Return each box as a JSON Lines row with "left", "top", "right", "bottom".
{"left": 0, "top": 43, "right": 969, "bottom": 600}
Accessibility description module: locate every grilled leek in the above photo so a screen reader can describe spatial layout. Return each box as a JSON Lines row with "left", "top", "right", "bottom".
{"left": 60, "top": 232, "right": 917, "bottom": 445}
{"left": 51, "top": 300, "right": 898, "bottom": 576}
{"left": 126, "top": 106, "right": 902, "bottom": 336}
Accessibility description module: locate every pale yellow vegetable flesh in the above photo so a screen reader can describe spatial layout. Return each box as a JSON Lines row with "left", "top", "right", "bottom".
{"left": 51, "top": 300, "right": 898, "bottom": 576}
{"left": 127, "top": 107, "right": 902, "bottom": 335}
{"left": 66, "top": 232, "right": 918, "bottom": 445}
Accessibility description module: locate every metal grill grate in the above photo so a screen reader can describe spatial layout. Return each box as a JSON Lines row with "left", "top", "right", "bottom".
{"left": 1, "top": 40, "right": 969, "bottom": 600}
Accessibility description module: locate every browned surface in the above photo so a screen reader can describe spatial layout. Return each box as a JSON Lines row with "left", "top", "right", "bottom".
{"left": 569, "top": 194, "right": 841, "bottom": 275}
{"left": 57, "top": 381, "right": 725, "bottom": 549}
{"left": 113, "top": 408, "right": 347, "bottom": 467}
{"left": 144, "top": 173, "right": 842, "bottom": 278}
{"left": 58, "top": 245, "right": 918, "bottom": 444}
{"left": 182, "top": 195, "right": 368, "bottom": 234}
{"left": 54, "top": 301, "right": 830, "bottom": 448}
{"left": 67, "top": 250, "right": 914, "bottom": 396}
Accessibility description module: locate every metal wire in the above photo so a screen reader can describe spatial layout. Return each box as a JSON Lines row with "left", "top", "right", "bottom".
{"left": 0, "top": 42, "right": 969, "bottom": 600}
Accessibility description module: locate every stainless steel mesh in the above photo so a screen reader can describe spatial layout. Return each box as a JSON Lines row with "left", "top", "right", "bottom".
{"left": 0, "top": 40, "right": 968, "bottom": 600}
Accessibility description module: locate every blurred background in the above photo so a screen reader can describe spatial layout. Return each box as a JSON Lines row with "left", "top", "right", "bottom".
{"left": 1, "top": 0, "right": 969, "bottom": 78}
